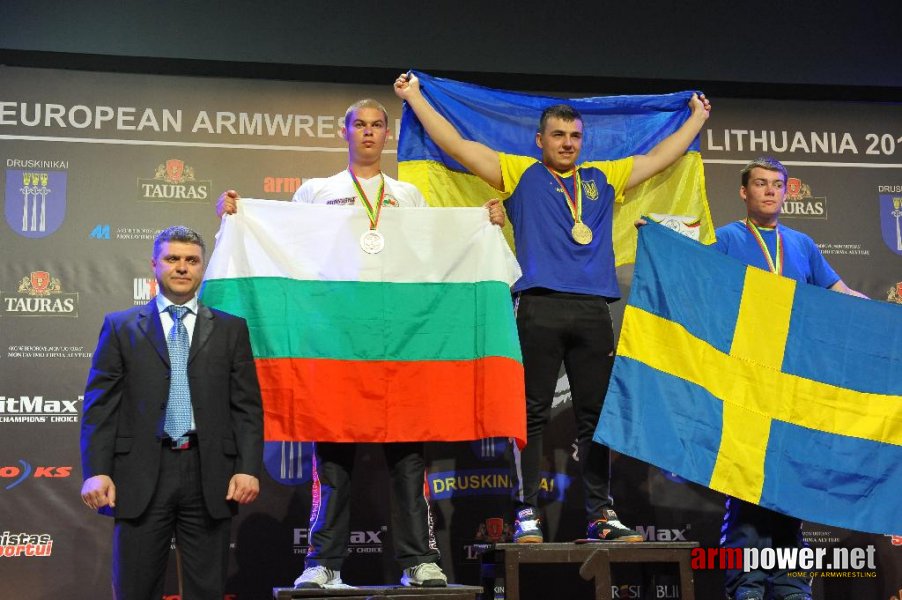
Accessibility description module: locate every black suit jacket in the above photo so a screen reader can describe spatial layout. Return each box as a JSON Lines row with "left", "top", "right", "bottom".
{"left": 80, "top": 299, "right": 263, "bottom": 520}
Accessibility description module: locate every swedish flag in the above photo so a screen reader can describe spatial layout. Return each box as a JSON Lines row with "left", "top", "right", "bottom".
{"left": 594, "top": 222, "right": 902, "bottom": 534}
{"left": 397, "top": 71, "right": 713, "bottom": 265}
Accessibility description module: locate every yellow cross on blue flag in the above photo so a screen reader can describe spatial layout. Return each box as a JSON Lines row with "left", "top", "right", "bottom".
{"left": 594, "top": 222, "right": 902, "bottom": 535}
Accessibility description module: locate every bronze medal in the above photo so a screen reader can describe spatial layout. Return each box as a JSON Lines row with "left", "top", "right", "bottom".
{"left": 571, "top": 222, "right": 593, "bottom": 245}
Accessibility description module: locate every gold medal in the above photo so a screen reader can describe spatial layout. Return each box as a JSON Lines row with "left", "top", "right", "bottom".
{"left": 571, "top": 222, "right": 592, "bottom": 245}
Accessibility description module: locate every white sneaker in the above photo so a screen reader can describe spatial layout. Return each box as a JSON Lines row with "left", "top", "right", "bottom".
{"left": 293, "top": 565, "right": 343, "bottom": 588}
{"left": 401, "top": 561, "right": 448, "bottom": 587}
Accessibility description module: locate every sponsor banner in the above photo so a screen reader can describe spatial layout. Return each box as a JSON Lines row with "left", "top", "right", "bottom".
{"left": 6, "top": 345, "right": 92, "bottom": 360}
{"left": 782, "top": 177, "right": 827, "bottom": 219}
{"left": 292, "top": 526, "right": 386, "bottom": 556}
{"left": 1, "top": 271, "right": 79, "bottom": 317}
{"left": 1, "top": 461, "right": 72, "bottom": 491}
{"left": 0, "top": 395, "right": 82, "bottom": 424}
{"left": 91, "top": 224, "right": 162, "bottom": 241}
{"left": 137, "top": 158, "right": 211, "bottom": 203}
{"left": 0, "top": 531, "right": 53, "bottom": 557}
{"left": 427, "top": 469, "right": 571, "bottom": 501}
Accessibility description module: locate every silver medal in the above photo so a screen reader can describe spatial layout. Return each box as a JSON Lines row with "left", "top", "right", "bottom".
{"left": 360, "top": 229, "right": 385, "bottom": 254}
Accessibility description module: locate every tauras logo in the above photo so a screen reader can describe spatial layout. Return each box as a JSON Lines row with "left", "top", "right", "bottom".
{"left": 781, "top": 177, "right": 826, "bottom": 219}
{"left": 1, "top": 271, "right": 79, "bottom": 316}
{"left": 137, "top": 158, "right": 211, "bottom": 203}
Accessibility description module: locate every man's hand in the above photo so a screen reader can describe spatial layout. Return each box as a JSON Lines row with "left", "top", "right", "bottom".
{"left": 225, "top": 473, "right": 259, "bottom": 505}
{"left": 634, "top": 218, "right": 648, "bottom": 229}
{"left": 216, "top": 190, "right": 241, "bottom": 218}
{"left": 394, "top": 72, "right": 420, "bottom": 101}
{"left": 81, "top": 475, "right": 116, "bottom": 510}
{"left": 484, "top": 199, "right": 505, "bottom": 227}
{"left": 689, "top": 93, "right": 712, "bottom": 121}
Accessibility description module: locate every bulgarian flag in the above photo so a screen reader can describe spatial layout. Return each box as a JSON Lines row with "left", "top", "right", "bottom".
{"left": 201, "top": 199, "right": 526, "bottom": 446}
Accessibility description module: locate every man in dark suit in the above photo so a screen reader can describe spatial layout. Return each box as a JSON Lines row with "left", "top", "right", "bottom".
{"left": 80, "top": 225, "right": 263, "bottom": 600}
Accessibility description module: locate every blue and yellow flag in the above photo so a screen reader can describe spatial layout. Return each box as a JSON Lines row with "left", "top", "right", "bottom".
{"left": 398, "top": 71, "right": 713, "bottom": 265}
{"left": 594, "top": 222, "right": 902, "bottom": 535}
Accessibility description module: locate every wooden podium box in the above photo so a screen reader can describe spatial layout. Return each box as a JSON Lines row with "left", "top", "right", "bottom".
{"left": 480, "top": 542, "right": 697, "bottom": 600}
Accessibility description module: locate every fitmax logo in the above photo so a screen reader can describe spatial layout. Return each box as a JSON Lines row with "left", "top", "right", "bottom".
{"left": 636, "top": 525, "right": 690, "bottom": 542}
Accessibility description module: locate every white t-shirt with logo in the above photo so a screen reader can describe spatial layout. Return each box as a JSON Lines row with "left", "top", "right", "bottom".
{"left": 291, "top": 169, "right": 427, "bottom": 208}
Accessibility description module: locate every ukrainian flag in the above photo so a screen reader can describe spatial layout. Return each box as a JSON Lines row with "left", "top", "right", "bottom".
{"left": 594, "top": 222, "right": 902, "bottom": 535}
{"left": 398, "top": 71, "right": 713, "bottom": 265}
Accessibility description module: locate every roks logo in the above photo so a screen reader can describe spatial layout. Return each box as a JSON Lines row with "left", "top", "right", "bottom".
{"left": 138, "top": 158, "right": 211, "bottom": 202}
{"left": 781, "top": 177, "right": 826, "bottom": 219}
{"left": 4, "top": 160, "right": 68, "bottom": 238}
{"left": 1, "top": 460, "right": 72, "bottom": 491}
{"left": 1, "top": 271, "right": 78, "bottom": 316}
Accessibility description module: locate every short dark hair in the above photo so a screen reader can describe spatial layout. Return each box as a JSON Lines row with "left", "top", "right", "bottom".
{"left": 344, "top": 98, "right": 389, "bottom": 127}
{"left": 740, "top": 157, "right": 788, "bottom": 187}
{"left": 538, "top": 104, "right": 582, "bottom": 134}
{"left": 153, "top": 226, "right": 205, "bottom": 259}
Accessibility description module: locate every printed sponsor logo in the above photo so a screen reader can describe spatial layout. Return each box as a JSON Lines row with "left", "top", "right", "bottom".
{"left": 133, "top": 277, "right": 158, "bottom": 305}
{"left": 0, "top": 531, "right": 54, "bottom": 557}
{"left": 89, "top": 224, "right": 110, "bottom": 239}
{"left": 93, "top": 226, "right": 162, "bottom": 241}
{"left": 0, "top": 394, "right": 82, "bottom": 423}
{"left": 781, "top": 177, "right": 827, "bottom": 219}
{"left": 427, "top": 469, "right": 571, "bottom": 501}
{"left": 887, "top": 282, "right": 902, "bottom": 304}
{"left": 1, "top": 460, "right": 72, "bottom": 490}
{"left": 476, "top": 517, "right": 512, "bottom": 543}
{"left": 263, "top": 176, "right": 304, "bottom": 194}
{"left": 292, "top": 526, "right": 386, "bottom": 556}
{"left": 1, "top": 271, "right": 79, "bottom": 317}
{"left": 636, "top": 524, "right": 691, "bottom": 542}
{"left": 137, "top": 159, "right": 211, "bottom": 202}
{"left": 263, "top": 441, "right": 314, "bottom": 485}
{"left": 878, "top": 194, "right": 902, "bottom": 256}
{"left": 611, "top": 585, "right": 643, "bottom": 599}
{"left": 6, "top": 345, "right": 92, "bottom": 360}
{"left": 4, "top": 167, "right": 68, "bottom": 238}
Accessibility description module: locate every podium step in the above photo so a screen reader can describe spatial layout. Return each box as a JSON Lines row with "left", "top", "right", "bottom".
{"left": 273, "top": 584, "right": 483, "bottom": 600}
{"left": 482, "top": 542, "right": 697, "bottom": 600}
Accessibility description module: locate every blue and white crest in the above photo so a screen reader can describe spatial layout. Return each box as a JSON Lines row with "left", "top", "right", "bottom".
{"left": 878, "top": 194, "right": 902, "bottom": 256}
{"left": 5, "top": 169, "right": 67, "bottom": 238}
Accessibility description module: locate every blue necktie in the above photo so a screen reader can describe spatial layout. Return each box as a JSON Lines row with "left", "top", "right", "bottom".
{"left": 164, "top": 305, "right": 192, "bottom": 439}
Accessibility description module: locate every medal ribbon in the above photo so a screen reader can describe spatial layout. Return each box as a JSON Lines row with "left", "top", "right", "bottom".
{"left": 348, "top": 167, "right": 385, "bottom": 230}
{"left": 744, "top": 219, "right": 783, "bottom": 275}
{"left": 544, "top": 165, "right": 583, "bottom": 225}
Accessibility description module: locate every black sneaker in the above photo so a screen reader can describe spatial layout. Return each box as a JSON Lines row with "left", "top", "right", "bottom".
{"left": 586, "top": 509, "right": 643, "bottom": 542}
{"left": 513, "top": 507, "right": 543, "bottom": 543}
